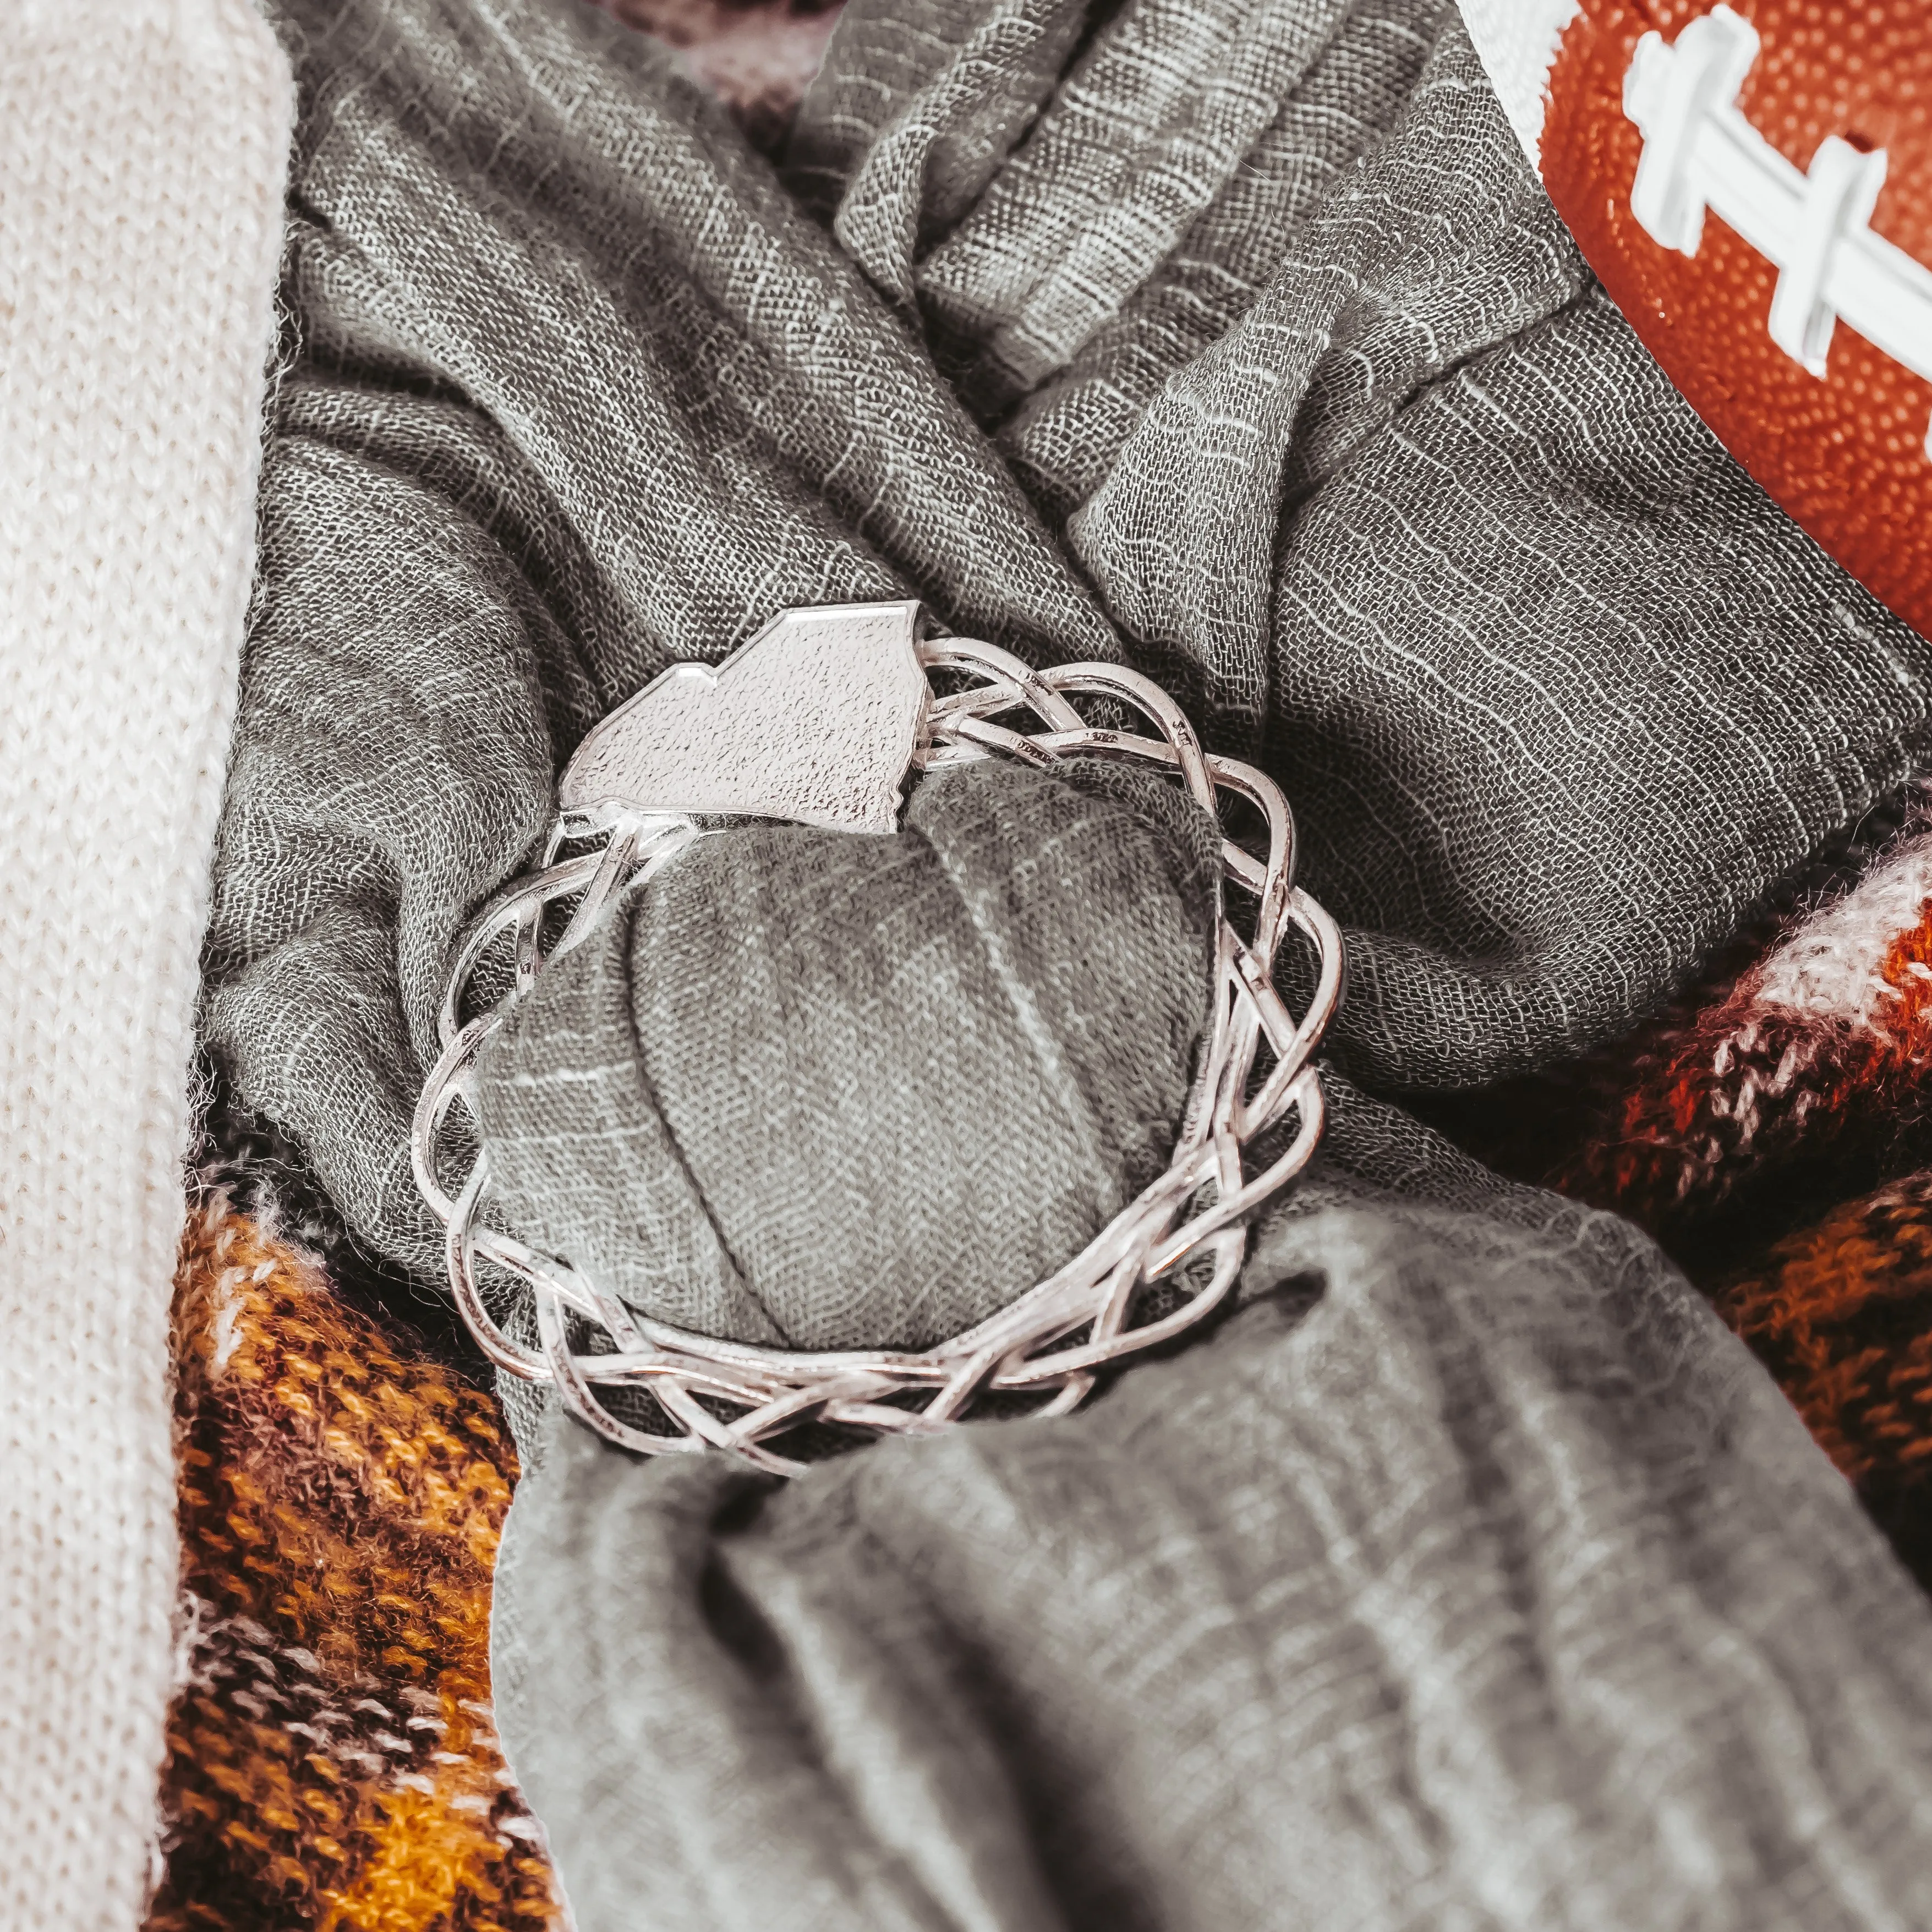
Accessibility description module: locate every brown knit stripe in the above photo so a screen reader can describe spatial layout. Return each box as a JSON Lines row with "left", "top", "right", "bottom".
{"left": 1707, "top": 1169, "right": 1932, "bottom": 1589}
{"left": 149, "top": 1200, "right": 561, "bottom": 1932}
{"left": 1714, "top": 1173, "right": 1932, "bottom": 1493}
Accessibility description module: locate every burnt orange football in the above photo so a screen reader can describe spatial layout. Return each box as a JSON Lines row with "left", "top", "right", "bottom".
{"left": 1463, "top": 1, "right": 1932, "bottom": 637}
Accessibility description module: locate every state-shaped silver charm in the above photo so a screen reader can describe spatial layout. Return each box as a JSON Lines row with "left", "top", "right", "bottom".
{"left": 560, "top": 600, "right": 928, "bottom": 834}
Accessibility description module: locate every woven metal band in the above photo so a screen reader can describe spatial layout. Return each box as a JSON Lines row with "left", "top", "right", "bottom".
{"left": 412, "top": 612, "right": 1343, "bottom": 1475}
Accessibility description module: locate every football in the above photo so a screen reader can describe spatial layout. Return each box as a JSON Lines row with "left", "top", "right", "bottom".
{"left": 1461, "top": 0, "right": 1932, "bottom": 638}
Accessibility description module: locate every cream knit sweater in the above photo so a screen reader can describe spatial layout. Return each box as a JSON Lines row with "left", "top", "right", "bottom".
{"left": 0, "top": 4, "right": 291, "bottom": 1925}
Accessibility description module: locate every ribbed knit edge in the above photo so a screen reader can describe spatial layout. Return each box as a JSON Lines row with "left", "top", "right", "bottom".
{"left": 0, "top": 5, "right": 292, "bottom": 1926}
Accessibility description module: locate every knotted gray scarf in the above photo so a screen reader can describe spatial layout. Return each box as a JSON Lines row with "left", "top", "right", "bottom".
{"left": 204, "top": 0, "right": 1932, "bottom": 1924}
{"left": 206, "top": 0, "right": 1932, "bottom": 1284}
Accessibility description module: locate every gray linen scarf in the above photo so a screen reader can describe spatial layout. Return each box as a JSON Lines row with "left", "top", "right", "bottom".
{"left": 206, "top": 0, "right": 1932, "bottom": 1284}
{"left": 494, "top": 1090, "right": 1932, "bottom": 1931}
{"left": 204, "top": 0, "right": 1932, "bottom": 1924}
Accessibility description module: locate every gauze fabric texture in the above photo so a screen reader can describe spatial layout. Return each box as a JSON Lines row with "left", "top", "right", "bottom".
{"left": 202, "top": 0, "right": 1932, "bottom": 1924}
{"left": 491, "top": 1087, "right": 1932, "bottom": 1932}
{"left": 206, "top": 0, "right": 1932, "bottom": 1289}
{"left": 473, "top": 759, "right": 1223, "bottom": 1350}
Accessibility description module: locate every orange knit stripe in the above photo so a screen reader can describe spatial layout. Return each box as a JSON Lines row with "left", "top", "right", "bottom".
{"left": 149, "top": 1200, "right": 561, "bottom": 1931}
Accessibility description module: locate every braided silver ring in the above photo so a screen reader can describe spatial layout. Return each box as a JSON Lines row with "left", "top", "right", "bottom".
{"left": 412, "top": 603, "right": 1343, "bottom": 1475}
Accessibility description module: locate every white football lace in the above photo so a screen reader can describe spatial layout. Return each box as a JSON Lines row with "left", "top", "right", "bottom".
{"left": 1625, "top": 4, "right": 1932, "bottom": 445}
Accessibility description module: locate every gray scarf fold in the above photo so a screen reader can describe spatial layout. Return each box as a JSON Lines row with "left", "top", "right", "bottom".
{"left": 493, "top": 1087, "right": 1932, "bottom": 1932}
{"left": 474, "top": 759, "right": 1222, "bottom": 1350}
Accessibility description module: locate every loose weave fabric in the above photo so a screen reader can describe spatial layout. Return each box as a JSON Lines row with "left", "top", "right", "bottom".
{"left": 206, "top": 0, "right": 1932, "bottom": 1293}
{"left": 475, "top": 760, "right": 1222, "bottom": 1349}
{"left": 491, "top": 1090, "right": 1932, "bottom": 1932}
{"left": 207, "top": 0, "right": 1113, "bottom": 1282}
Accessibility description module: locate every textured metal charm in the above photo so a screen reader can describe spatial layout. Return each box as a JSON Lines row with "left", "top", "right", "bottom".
{"left": 413, "top": 605, "right": 1345, "bottom": 1475}
{"left": 559, "top": 599, "right": 927, "bottom": 832}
